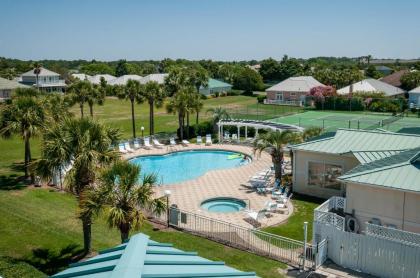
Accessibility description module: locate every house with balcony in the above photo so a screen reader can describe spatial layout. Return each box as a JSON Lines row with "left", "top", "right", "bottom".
{"left": 20, "top": 67, "right": 66, "bottom": 92}
{"left": 265, "top": 76, "right": 324, "bottom": 106}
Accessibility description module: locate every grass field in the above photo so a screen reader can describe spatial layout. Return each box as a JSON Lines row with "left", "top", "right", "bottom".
{"left": 0, "top": 187, "right": 286, "bottom": 277}
{"left": 270, "top": 110, "right": 420, "bottom": 133}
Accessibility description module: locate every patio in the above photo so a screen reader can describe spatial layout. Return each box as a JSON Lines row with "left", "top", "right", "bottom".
{"left": 123, "top": 143, "right": 293, "bottom": 228}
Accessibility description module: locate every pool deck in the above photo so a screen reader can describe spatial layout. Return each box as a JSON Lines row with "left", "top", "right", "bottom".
{"left": 123, "top": 143, "right": 293, "bottom": 228}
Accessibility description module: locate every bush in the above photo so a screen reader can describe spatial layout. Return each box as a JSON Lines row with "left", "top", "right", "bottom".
{"left": 194, "top": 121, "right": 213, "bottom": 136}
{"left": 257, "top": 95, "right": 266, "bottom": 103}
{"left": 227, "top": 89, "right": 243, "bottom": 96}
{"left": 176, "top": 126, "right": 196, "bottom": 139}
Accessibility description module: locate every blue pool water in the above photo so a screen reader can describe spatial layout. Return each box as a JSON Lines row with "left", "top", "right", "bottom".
{"left": 129, "top": 150, "right": 249, "bottom": 184}
{"left": 201, "top": 197, "right": 247, "bottom": 213}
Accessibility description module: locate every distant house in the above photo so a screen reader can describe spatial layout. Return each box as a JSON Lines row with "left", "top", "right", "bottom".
{"left": 140, "top": 73, "right": 168, "bottom": 85}
{"left": 89, "top": 74, "right": 116, "bottom": 84}
{"left": 409, "top": 85, "right": 420, "bottom": 108}
{"left": 199, "top": 78, "right": 232, "bottom": 96}
{"left": 20, "top": 67, "right": 66, "bottom": 92}
{"left": 51, "top": 233, "right": 257, "bottom": 278}
{"left": 379, "top": 69, "right": 409, "bottom": 87}
{"left": 0, "top": 77, "right": 29, "bottom": 101}
{"left": 246, "top": 64, "right": 261, "bottom": 71}
{"left": 108, "top": 74, "right": 142, "bottom": 86}
{"left": 71, "top": 73, "right": 91, "bottom": 81}
{"left": 337, "top": 79, "right": 405, "bottom": 97}
{"left": 375, "top": 65, "right": 393, "bottom": 76}
{"left": 265, "top": 76, "right": 324, "bottom": 105}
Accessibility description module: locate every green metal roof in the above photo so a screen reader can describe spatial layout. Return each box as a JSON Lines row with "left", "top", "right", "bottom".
{"left": 51, "top": 233, "right": 258, "bottom": 278}
{"left": 338, "top": 147, "right": 420, "bottom": 193}
{"left": 351, "top": 150, "right": 403, "bottom": 164}
{"left": 205, "top": 78, "right": 232, "bottom": 89}
{"left": 292, "top": 129, "right": 420, "bottom": 154}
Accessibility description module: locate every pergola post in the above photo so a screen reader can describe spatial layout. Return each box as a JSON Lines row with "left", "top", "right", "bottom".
{"left": 245, "top": 126, "right": 248, "bottom": 140}
{"left": 237, "top": 125, "right": 240, "bottom": 143}
{"left": 255, "top": 128, "right": 259, "bottom": 139}
{"left": 219, "top": 124, "right": 223, "bottom": 143}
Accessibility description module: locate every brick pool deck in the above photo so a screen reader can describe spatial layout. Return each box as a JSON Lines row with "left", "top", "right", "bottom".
{"left": 124, "top": 143, "right": 293, "bottom": 228}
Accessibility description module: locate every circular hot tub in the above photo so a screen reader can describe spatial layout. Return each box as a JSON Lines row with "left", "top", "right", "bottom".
{"left": 201, "top": 197, "right": 247, "bottom": 213}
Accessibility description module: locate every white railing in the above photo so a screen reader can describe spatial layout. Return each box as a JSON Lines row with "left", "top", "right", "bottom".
{"left": 314, "top": 197, "right": 346, "bottom": 231}
{"left": 366, "top": 223, "right": 420, "bottom": 247}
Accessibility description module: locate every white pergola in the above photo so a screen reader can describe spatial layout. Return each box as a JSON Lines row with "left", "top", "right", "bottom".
{"left": 217, "top": 119, "right": 304, "bottom": 142}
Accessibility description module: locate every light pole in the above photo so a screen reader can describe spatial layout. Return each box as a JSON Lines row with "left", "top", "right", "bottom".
{"left": 164, "top": 190, "right": 171, "bottom": 227}
{"left": 302, "top": 221, "right": 308, "bottom": 272}
{"left": 141, "top": 126, "right": 144, "bottom": 139}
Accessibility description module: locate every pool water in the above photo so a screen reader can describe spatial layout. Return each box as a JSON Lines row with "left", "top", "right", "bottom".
{"left": 129, "top": 150, "right": 249, "bottom": 184}
{"left": 201, "top": 197, "right": 247, "bottom": 213}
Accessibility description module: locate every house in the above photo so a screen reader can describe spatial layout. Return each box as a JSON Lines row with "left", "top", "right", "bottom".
{"left": 71, "top": 73, "right": 91, "bottom": 81}
{"left": 199, "top": 78, "right": 232, "bottom": 96}
{"left": 338, "top": 147, "right": 420, "bottom": 233}
{"left": 375, "top": 65, "right": 393, "bottom": 76}
{"left": 409, "top": 85, "right": 420, "bottom": 108}
{"left": 51, "top": 233, "right": 257, "bottom": 278}
{"left": 265, "top": 76, "right": 324, "bottom": 105}
{"left": 19, "top": 67, "right": 66, "bottom": 92}
{"left": 108, "top": 74, "right": 143, "bottom": 86}
{"left": 379, "top": 69, "right": 409, "bottom": 87}
{"left": 0, "top": 77, "right": 29, "bottom": 101}
{"left": 89, "top": 74, "right": 116, "bottom": 85}
{"left": 291, "top": 129, "right": 420, "bottom": 199}
{"left": 337, "top": 79, "right": 405, "bottom": 97}
{"left": 140, "top": 73, "right": 168, "bottom": 84}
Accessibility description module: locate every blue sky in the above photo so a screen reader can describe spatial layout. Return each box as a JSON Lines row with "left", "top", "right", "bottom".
{"left": 1, "top": 0, "right": 419, "bottom": 61}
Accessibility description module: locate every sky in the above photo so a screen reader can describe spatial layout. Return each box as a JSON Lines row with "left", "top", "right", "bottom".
{"left": 0, "top": 0, "right": 419, "bottom": 61}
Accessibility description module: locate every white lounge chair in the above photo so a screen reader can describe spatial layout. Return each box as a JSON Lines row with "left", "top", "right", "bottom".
{"left": 133, "top": 139, "right": 141, "bottom": 149}
{"left": 205, "top": 134, "right": 212, "bottom": 145}
{"left": 232, "top": 134, "right": 238, "bottom": 141}
{"left": 245, "top": 209, "right": 266, "bottom": 226}
{"left": 118, "top": 143, "right": 128, "bottom": 154}
{"left": 144, "top": 137, "right": 152, "bottom": 149}
{"left": 196, "top": 136, "right": 202, "bottom": 144}
{"left": 153, "top": 138, "right": 164, "bottom": 148}
{"left": 224, "top": 133, "right": 230, "bottom": 141}
{"left": 170, "top": 138, "right": 177, "bottom": 146}
{"left": 124, "top": 142, "right": 134, "bottom": 153}
{"left": 182, "top": 139, "right": 190, "bottom": 146}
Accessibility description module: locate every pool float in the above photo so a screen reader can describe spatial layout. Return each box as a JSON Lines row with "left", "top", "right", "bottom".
{"left": 227, "top": 154, "right": 243, "bottom": 160}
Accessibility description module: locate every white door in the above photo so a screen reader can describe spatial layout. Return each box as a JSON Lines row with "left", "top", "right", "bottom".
{"left": 276, "top": 92, "right": 283, "bottom": 101}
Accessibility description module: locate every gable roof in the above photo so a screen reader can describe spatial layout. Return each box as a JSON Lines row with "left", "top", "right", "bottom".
{"left": 52, "top": 233, "right": 257, "bottom": 278}
{"left": 140, "top": 73, "right": 168, "bottom": 85}
{"left": 108, "top": 75, "right": 143, "bottom": 86}
{"left": 266, "top": 76, "right": 324, "bottom": 93}
{"left": 379, "top": 69, "right": 409, "bottom": 87}
{"left": 338, "top": 147, "right": 420, "bottom": 193}
{"left": 292, "top": 129, "right": 420, "bottom": 155}
{"left": 409, "top": 85, "right": 420, "bottom": 94}
{"left": 21, "top": 67, "right": 60, "bottom": 77}
{"left": 337, "top": 79, "right": 405, "bottom": 96}
{"left": 205, "top": 78, "right": 232, "bottom": 89}
{"left": 0, "top": 77, "right": 29, "bottom": 90}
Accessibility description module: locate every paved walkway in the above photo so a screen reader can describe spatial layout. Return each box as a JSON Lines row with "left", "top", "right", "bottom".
{"left": 123, "top": 143, "right": 293, "bottom": 228}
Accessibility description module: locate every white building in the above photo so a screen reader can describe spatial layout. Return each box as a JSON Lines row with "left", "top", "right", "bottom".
{"left": 337, "top": 78, "right": 405, "bottom": 97}
{"left": 89, "top": 74, "right": 116, "bottom": 85}
{"left": 409, "top": 85, "right": 420, "bottom": 108}
{"left": 140, "top": 73, "right": 168, "bottom": 85}
{"left": 108, "top": 74, "right": 143, "bottom": 86}
{"left": 20, "top": 67, "right": 66, "bottom": 92}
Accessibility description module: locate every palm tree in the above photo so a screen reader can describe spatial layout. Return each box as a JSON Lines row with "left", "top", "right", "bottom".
{"left": 0, "top": 88, "right": 45, "bottom": 180}
{"left": 42, "top": 94, "right": 73, "bottom": 123}
{"left": 117, "top": 80, "right": 143, "bottom": 138}
{"left": 142, "top": 81, "right": 166, "bottom": 135}
{"left": 81, "top": 160, "right": 166, "bottom": 243}
{"left": 166, "top": 87, "right": 190, "bottom": 140}
{"left": 253, "top": 128, "right": 322, "bottom": 180}
{"left": 68, "top": 80, "right": 91, "bottom": 118}
{"left": 33, "top": 62, "right": 42, "bottom": 92}
{"left": 193, "top": 94, "right": 203, "bottom": 125}
{"left": 206, "top": 106, "right": 230, "bottom": 133}
{"left": 86, "top": 84, "right": 105, "bottom": 117}
{"left": 33, "top": 117, "right": 120, "bottom": 254}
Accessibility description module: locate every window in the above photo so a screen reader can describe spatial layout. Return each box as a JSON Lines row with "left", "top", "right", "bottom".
{"left": 276, "top": 93, "right": 283, "bottom": 101}
{"left": 308, "top": 161, "right": 342, "bottom": 190}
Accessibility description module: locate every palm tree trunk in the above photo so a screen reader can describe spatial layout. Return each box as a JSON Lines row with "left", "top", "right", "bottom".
{"left": 196, "top": 111, "right": 199, "bottom": 125}
{"left": 178, "top": 114, "right": 183, "bottom": 140}
{"left": 120, "top": 223, "right": 130, "bottom": 243}
{"left": 36, "top": 74, "right": 39, "bottom": 92}
{"left": 131, "top": 100, "right": 136, "bottom": 138}
{"left": 80, "top": 104, "right": 84, "bottom": 118}
{"left": 149, "top": 102, "right": 154, "bottom": 135}
{"left": 89, "top": 104, "right": 93, "bottom": 117}
{"left": 24, "top": 132, "right": 30, "bottom": 179}
{"left": 186, "top": 112, "right": 190, "bottom": 139}
{"left": 82, "top": 216, "right": 92, "bottom": 254}
{"left": 272, "top": 151, "right": 283, "bottom": 180}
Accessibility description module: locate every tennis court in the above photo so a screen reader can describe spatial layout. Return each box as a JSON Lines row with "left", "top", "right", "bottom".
{"left": 269, "top": 111, "right": 414, "bottom": 133}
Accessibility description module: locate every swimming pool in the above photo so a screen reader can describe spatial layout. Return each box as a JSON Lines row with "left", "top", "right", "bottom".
{"left": 201, "top": 197, "right": 247, "bottom": 213}
{"left": 129, "top": 150, "right": 250, "bottom": 184}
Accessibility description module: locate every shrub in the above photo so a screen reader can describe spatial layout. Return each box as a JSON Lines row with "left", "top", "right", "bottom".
{"left": 194, "top": 121, "right": 213, "bottom": 136}
{"left": 257, "top": 95, "right": 266, "bottom": 103}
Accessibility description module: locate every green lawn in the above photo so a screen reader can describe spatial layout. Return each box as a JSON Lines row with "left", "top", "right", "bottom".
{"left": 262, "top": 195, "right": 324, "bottom": 242}
{"left": 0, "top": 187, "right": 285, "bottom": 277}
